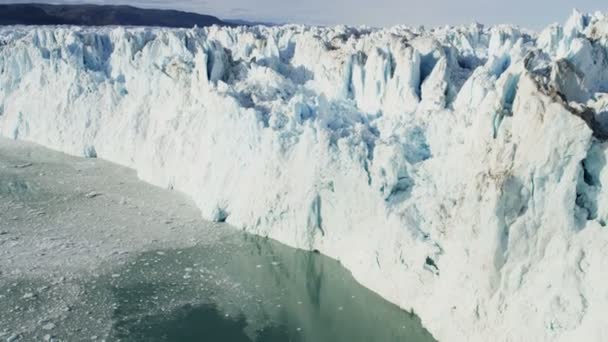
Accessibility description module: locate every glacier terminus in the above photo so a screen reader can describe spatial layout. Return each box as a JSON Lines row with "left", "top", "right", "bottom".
{"left": 2, "top": 9, "right": 608, "bottom": 341}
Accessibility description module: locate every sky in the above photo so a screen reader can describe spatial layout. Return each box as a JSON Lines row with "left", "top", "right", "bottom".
{"left": 1, "top": 0, "right": 607, "bottom": 29}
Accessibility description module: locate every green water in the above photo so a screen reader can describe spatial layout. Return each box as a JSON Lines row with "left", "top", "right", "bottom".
{"left": 104, "top": 234, "right": 435, "bottom": 342}
{"left": 0, "top": 233, "right": 436, "bottom": 341}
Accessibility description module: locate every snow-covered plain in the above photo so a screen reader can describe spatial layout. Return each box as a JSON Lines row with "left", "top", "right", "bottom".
{"left": 2, "top": 10, "right": 608, "bottom": 341}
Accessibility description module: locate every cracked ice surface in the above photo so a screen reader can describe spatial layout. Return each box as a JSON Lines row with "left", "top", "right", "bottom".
{"left": 2, "top": 9, "right": 608, "bottom": 341}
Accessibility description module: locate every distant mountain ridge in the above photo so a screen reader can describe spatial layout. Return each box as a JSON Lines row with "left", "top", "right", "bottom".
{"left": 0, "top": 3, "right": 231, "bottom": 27}
{"left": 224, "top": 18, "right": 279, "bottom": 27}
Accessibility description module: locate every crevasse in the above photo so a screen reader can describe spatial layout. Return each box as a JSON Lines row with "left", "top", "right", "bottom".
{"left": 2, "top": 10, "right": 608, "bottom": 341}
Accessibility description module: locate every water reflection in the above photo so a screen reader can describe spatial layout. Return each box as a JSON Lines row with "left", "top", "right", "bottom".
{"left": 114, "top": 303, "right": 291, "bottom": 341}
{"left": 105, "top": 234, "right": 436, "bottom": 342}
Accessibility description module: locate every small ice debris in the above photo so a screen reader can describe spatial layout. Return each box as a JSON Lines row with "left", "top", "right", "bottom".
{"left": 255, "top": 264, "right": 262, "bottom": 268}
{"left": 22, "top": 292, "right": 35, "bottom": 300}
{"left": 13, "top": 162, "right": 33, "bottom": 169}
{"left": 111, "top": 274, "right": 120, "bottom": 278}
{"left": 338, "top": 306, "right": 343, "bottom": 311}
{"left": 43, "top": 335, "right": 53, "bottom": 342}
{"left": 156, "top": 251, "right": 165, "bottom": 256}
{"left": 6, "top": 333, "right": 19, "bottom": 342}
{"left": 297, "top": 301, "right": 302, "bottom": 305}
{"left": 296, "top": 328, "right": 302, "bottom": 332}
{"left": 85, "top": 191, "right": 102, "bottom": 199}
{"left": 42, "top": 323, "right": 56, "bottom": 330}
{"left": 271, "top": 261, "right": 280, "bottom": 266}
{"left": 184, "top": 268, "right": 193, "bottom": 272}
{"left": 183, "top": 274, "right": 191, "bottom": 279}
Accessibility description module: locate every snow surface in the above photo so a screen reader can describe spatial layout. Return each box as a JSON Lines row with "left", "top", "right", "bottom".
{"left": 2, "top": 10, "right": 608, "bottom": 341}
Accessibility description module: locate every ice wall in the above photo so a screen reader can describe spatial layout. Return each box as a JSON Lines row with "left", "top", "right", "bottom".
{"left": 2, "top": 10, "right": 608, "bottom": 341}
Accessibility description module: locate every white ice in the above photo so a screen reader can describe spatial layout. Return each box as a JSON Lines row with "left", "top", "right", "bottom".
{"left": 2, "top": 10, "right": 608, "bottom": 341}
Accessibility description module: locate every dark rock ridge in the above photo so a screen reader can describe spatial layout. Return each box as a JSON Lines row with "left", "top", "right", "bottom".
{"left": 0, "top": 3, "right": 230, "bottom": 27}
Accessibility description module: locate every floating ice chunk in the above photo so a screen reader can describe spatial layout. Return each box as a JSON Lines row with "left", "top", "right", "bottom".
{"left": 85, "top": 191, "right": 102, "bottom": 199}
{"left": 21, "top": 293, "right": 35, "bottom": 300}
{"left": 41, "top": 323, "right": 55, "bottom": 331}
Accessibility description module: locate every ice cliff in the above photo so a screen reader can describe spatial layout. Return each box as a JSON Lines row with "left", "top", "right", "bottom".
{"left": 2, "top": 10, "right": 608, "bottom": 341}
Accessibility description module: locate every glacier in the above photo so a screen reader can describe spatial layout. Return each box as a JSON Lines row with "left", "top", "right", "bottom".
{"left": 2, "top": 9, "right": 608, "bottom": 341}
